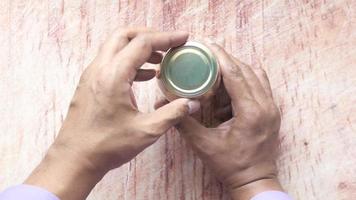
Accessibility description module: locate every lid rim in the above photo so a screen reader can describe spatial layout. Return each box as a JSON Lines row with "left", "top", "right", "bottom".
{"left": 161, "top": 41, "right": 218, "bottom": 98}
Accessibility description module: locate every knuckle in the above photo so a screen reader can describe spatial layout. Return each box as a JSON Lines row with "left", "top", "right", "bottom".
{"left": 136, "top": 34, "right": 151, "bottom": 48}
{"left": 254, "top": 109, "right": 266, "bottom": 123}
{"left": 91, "top": 70, "right": 116, "bottom": 97}
{"left": 141, "top": 124, "right": 161, "bottom": 139}
{"left": 175, "top": 104, "right": 190, "bottom": 118}
{"left": 79, "top": 68, "right": 92, "bottom": 84}
{"left": 117, "top": 30, "right": 132, "bottom": 42}
{"left": 255, "top": 68, "right": 268, "bottom": 77}
{"left": 68, "top": 99, "right": 78, "bottom": 110}
{"left": 210, "top": 44, "right": 243, "bottom": 79}
{"left": 95, "top": 71, "right": 109, "bottom": 89}
{"left": 270, "top": 106, "right": 281, "bottom": 126}
{"left": 224, "top": 61, "right": 242, "bottom": 78}
{"left": 101, "top": 29, "right": 128, "bottom": 50}
{"left": 135, "top": 116, "right": 163, "bottom": 139}
{"left": 230, "top": 65, "right": 244, "bottom": 78}
{"left": 113, "top": 27, "right": 129, "bottom": 38}
{"left": 270, "top": 105, "right": 280, "bottom": 118}
{"left": 242, "top": 102, "right": 266, "bottom": 126}
{"left": 256, "top": 67, "right": 266, "bottom": 73}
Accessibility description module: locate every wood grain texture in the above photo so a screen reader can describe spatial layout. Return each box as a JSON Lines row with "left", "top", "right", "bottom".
{"left": 0, "top": 0, "right": 355, "bottom": 199}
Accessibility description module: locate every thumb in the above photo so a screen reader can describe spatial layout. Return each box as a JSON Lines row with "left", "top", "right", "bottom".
{"left": 147, "top": 98, "right": 200, "bottom": 133}
{"left": 176, "top": 116, "right": 207, "bottom": 141}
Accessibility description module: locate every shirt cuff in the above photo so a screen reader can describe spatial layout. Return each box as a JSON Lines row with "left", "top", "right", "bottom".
{"left": 251, "top": 191, "right": 292, "bottom": 200}
{"left": 0, "top": 184, "right": 60, "bottom": 200}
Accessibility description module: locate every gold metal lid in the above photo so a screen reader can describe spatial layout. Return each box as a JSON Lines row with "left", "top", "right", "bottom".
{"left": 160, "top": 42, "right": 218, "bottom": 98}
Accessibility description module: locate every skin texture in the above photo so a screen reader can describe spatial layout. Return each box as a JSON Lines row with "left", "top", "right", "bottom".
{"left": 25, "top": 28, "right": 201, "bottom": 200}
{"left": 24, "top": 28, "right": 284, "bottom": 200}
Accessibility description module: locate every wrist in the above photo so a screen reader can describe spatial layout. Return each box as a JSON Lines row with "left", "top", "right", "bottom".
{"left": 229, "top": 178, "right": 283, "bottom": 200}
{"left": 25, "top": 142, "right": 106, "bottom": 200}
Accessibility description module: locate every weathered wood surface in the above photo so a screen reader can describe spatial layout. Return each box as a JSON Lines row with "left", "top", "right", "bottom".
{"left": 1, "top": 0, "right": 355, "bottom": 199}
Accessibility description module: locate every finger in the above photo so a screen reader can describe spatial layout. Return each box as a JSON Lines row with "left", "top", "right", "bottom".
{"left": 134, "top": 69, "right": 156, "bottom": 81}
{"left": 231, "top": 57, "right": 268, "bottom": 103}
{"left": 100, "top": 27, "right": 155, "bottom": 57}
{"left": 115, "top": 31, "right": 189, "bottom": 82}
{"left": 176, "top": 116, "right": 207, "bottom": 141}
{"left": 145, "top": 98, "right": 200, "bottom": 134}
{"left": 217, "top": 118, "right": 234, "bottom": 129}
{"left": 252, "top": 67, "right": 274, "bottom": 99}
{"left": 208, "top": 44, "right": 253, "bottom": 108}
{"left": 147, "top": 51, "right": 163, "bottom": 64}
{"left": 154, "top": 98, "right": 169, "bottom": 109}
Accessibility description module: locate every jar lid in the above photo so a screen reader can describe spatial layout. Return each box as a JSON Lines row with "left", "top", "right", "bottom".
{"left": 160, "top": 41, "right": 218, "bottom": 98}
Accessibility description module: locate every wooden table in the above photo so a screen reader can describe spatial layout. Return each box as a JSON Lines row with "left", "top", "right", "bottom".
{"left": 0, "top": 1, "right": 355, "bottom": 199}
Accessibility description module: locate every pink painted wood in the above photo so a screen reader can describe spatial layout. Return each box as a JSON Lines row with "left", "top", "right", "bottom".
{"left": 0, "top": 0, "right": 355, "bottom": 199}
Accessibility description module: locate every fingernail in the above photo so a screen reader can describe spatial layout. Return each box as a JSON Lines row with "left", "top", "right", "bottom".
{"left": 187, "top": 100, "right": 200, "bottom": 114}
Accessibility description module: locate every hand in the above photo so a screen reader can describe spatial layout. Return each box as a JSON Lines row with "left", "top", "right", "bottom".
{"left": 176, "top": 44, "right": 283, "bottom": 200}
{"left": 25, "top": 28, "right": 200, "bottom": 200}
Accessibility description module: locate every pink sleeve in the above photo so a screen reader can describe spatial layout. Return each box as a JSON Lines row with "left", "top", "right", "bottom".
{"left": 251, "top": 191, "right": 293, "bottom": 200}
{"left": 0, "top": 184, "right": 60, "bottom": 200}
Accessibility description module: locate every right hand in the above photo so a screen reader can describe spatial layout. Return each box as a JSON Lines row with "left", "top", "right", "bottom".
{"left": 176, "top": 44, "right": 283, "bottom": 200}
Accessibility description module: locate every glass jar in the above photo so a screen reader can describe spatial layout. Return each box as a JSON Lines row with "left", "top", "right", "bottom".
{"left": 157, "top": 41, "right": 221, "bottom": 103}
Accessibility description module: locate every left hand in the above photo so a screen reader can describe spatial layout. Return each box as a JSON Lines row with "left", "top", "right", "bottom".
{"left": 25, "top": 28, "right": 200, "bottom": 200}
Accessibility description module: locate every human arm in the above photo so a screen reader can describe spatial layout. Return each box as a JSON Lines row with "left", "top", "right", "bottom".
{"left": 0, "top": 28, "right": 200, "bottom": 200}
{"left": 176, "top": 44, "right": 292, "bottom": 200}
